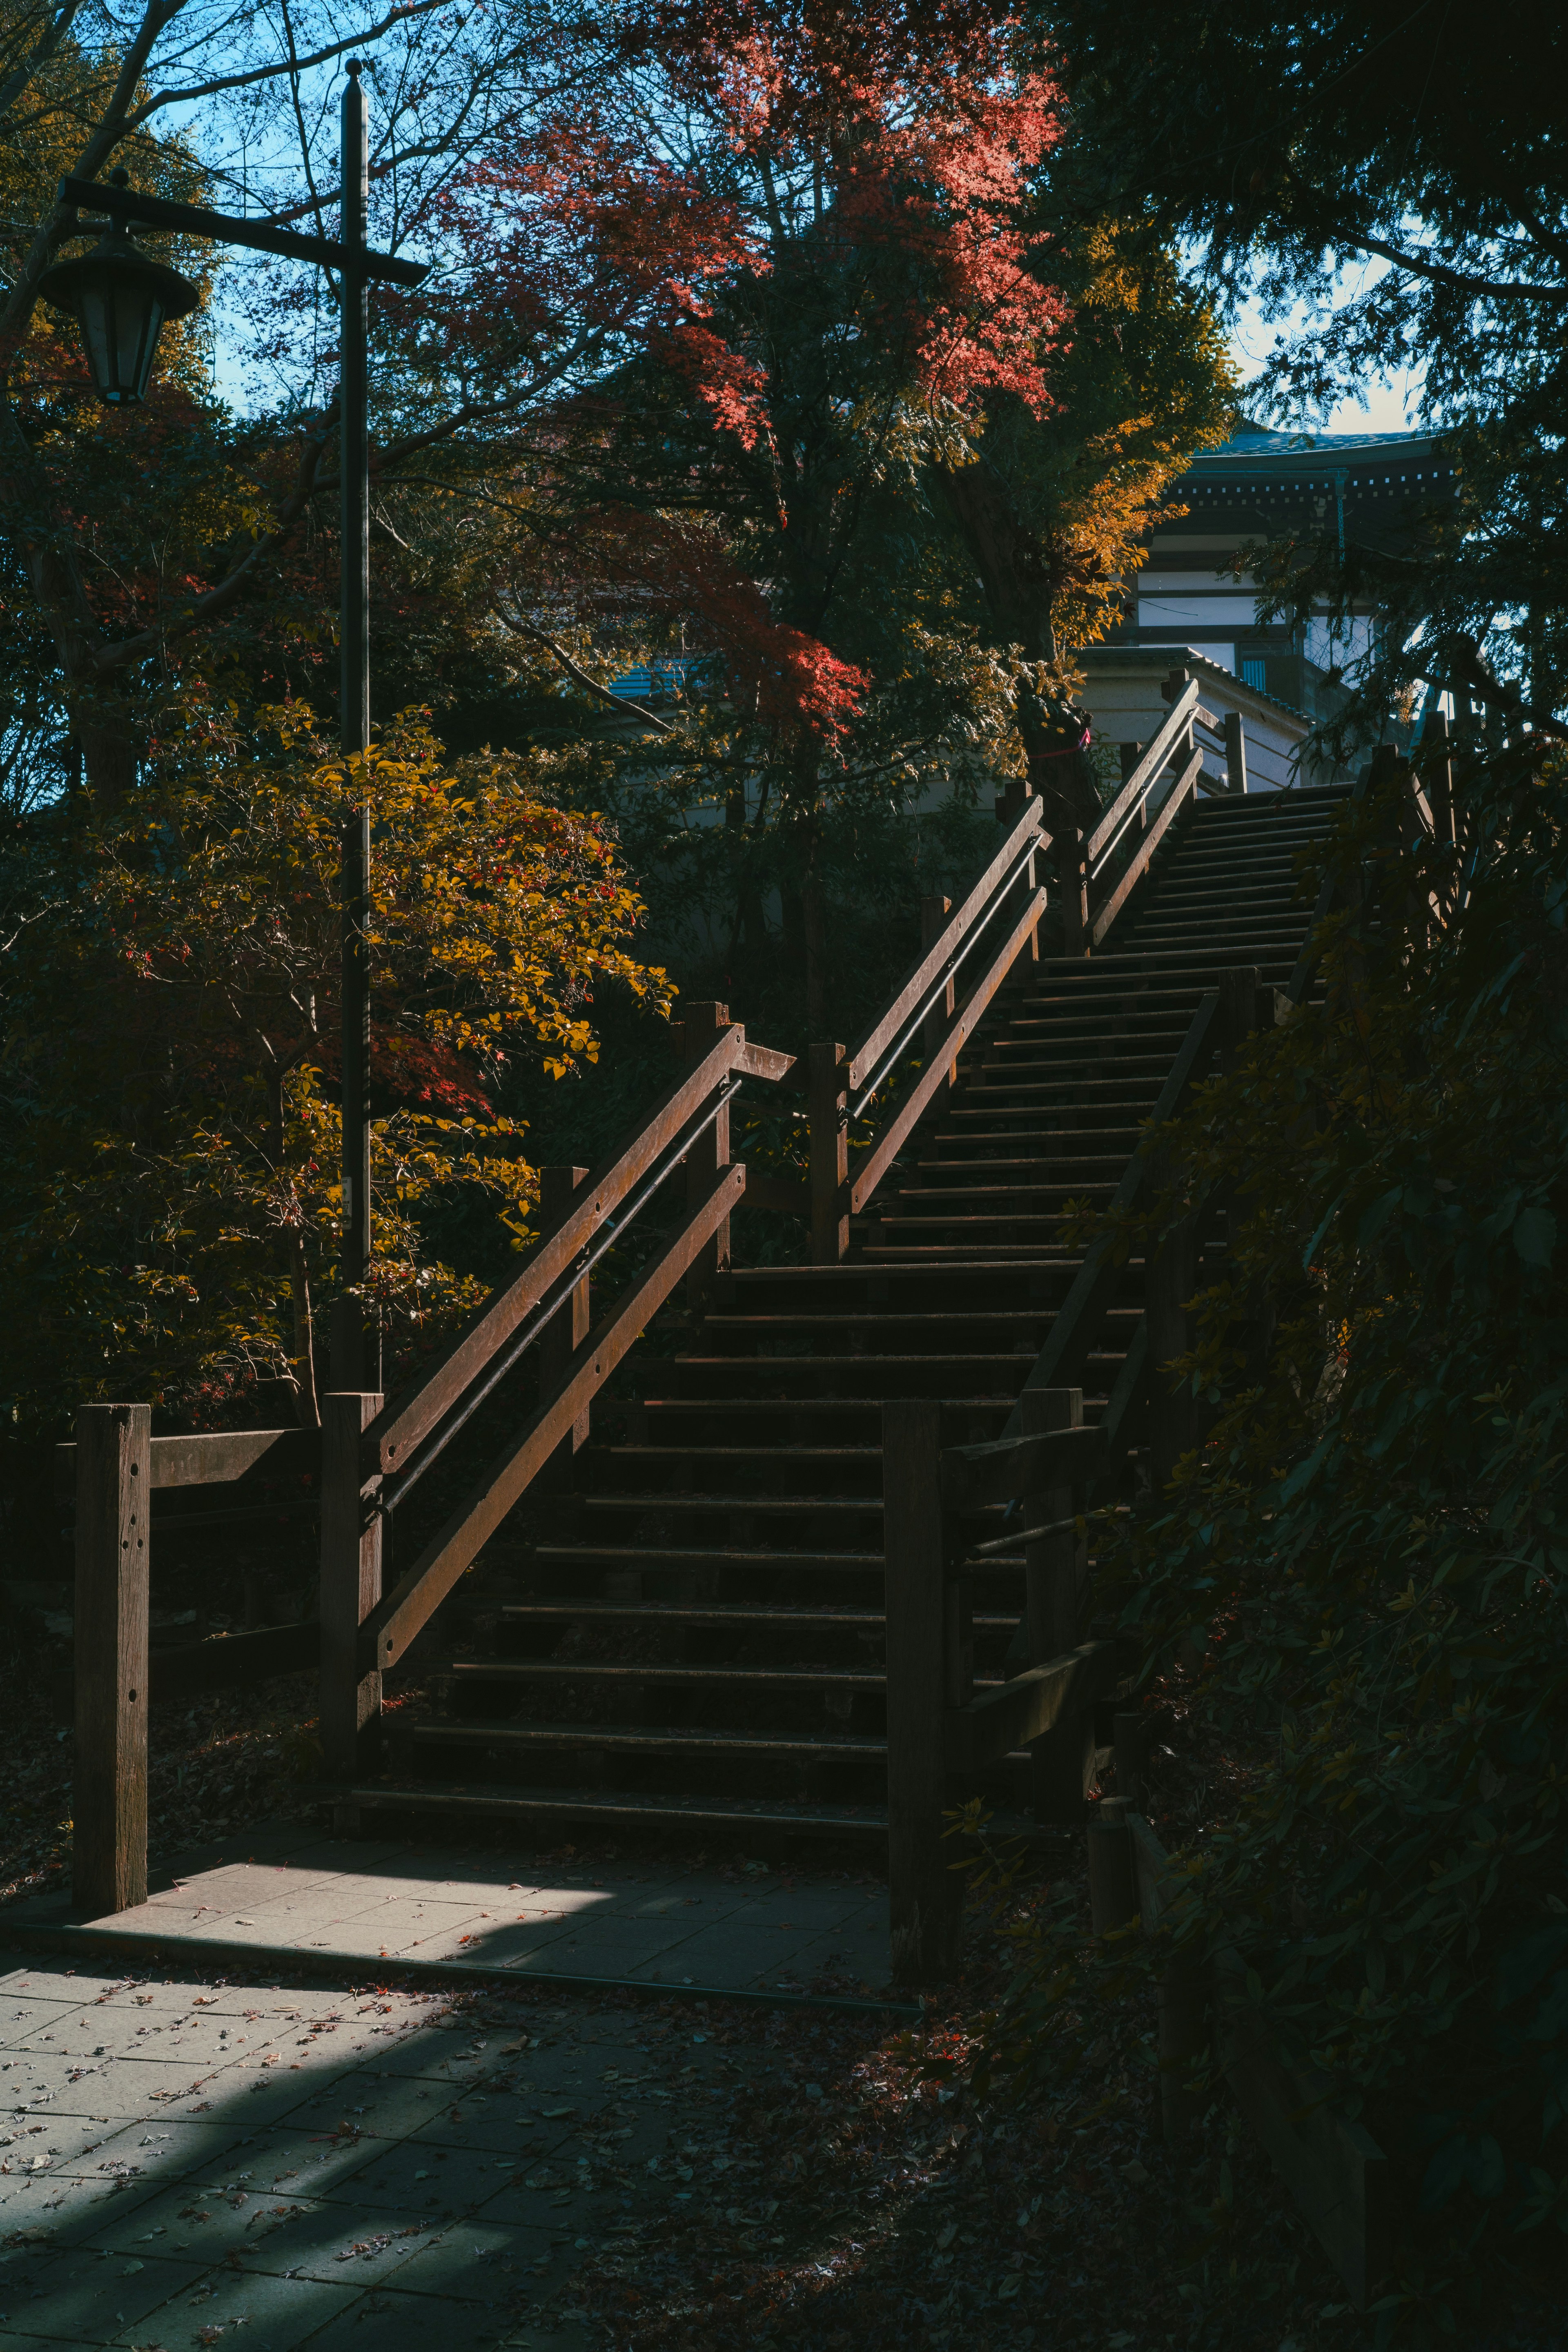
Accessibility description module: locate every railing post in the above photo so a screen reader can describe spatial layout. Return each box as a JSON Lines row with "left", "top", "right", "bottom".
{"left": 1059, "top": 828, "right": 1089, "bottom": 957}
{"left": 808, "top": 1040, "right": 849, "bottom": 1265}
{"left": 1223, "top": 710, "right": 1249, "bottom": 795}
{"left": 73, "top": 1402, "right": 151, "bottom": 1918}
{"left": 884, "top": 1398, "right": 962, "bottom": 1985}
{"left": 1022, "top": 1385, "right": 1092, "bottom": 1824}
{"left": 1088, "top": 1795, "right": 1137, "bottom": 1933}
{"left": 683, "top": 1000, "right": 732, "bottom": 1306}
{"left": 920, "top": 895, "right": 956, "bottom": 1086}
{"left": 320, "top": 1389, "right": 383, "bottom": 1788}
{"left": 540, "top": 1164, "right": 591, "bottom": 1479}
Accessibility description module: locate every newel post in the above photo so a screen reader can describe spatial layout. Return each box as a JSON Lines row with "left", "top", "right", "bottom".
{"left": 73, "top": 1402, "right": 151, "bottom": 1918}
{"left": 920, "top": 895, "right": 956, "bottom": 1087}
{"left": 884, "top": 1398, "right": 962, "bottom": 1984}
{"left": 540, "top": 1164, "right": 591, "bottom": 1477}
{"left": 1223, "top": 710, "right": 1249, "bottom": 796}
{"left": 1060, "top": 828, "right": 1089, "bottom": 958}
{"left": 683, "top": 1000, "right": 733, "bottom": 1307}
{"left": 320, "top": 1390, "right": 383, "bottom": 1785}
{"left": 808, "top": 1041, "right": 849, "bottom": 1265}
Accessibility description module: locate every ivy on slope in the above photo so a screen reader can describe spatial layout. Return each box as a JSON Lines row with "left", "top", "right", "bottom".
{"left": 971, "top": 746, "right": 1568, "bottom": 2341}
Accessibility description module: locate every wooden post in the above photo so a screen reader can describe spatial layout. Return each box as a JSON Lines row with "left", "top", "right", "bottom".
{"left": 1087, "top": 1796, "right": 1137, "bottom": 1934}
{"left": 1022, "top": 1385, "right": 1093, "bottom": 1824}
{"left": 1059, "top": 829, "right": 1089, "bottom": 958}
{"left": 884, "top": 1399, "right": 962, "bottom": 1985}
{"left": 808, "top": 1041, "right": 849, "bottom": 1266}
{"left": 320, "top": 1390, "right": 384, "bottom": 1787}
{"left": 1223, "top": 710, "right": 1248, "bottom": 795}
{"left": 539, "top": 1164, "right": 591, "bottom": 1477}
{"left": 920, "top": 895, "right": 956, "bottom": 1086}
{"left": 683, "top": 1001, "right": 732, "bottom": 1307}
{"left": 73, "top": 1403, "right": 151, "bottom": 1918}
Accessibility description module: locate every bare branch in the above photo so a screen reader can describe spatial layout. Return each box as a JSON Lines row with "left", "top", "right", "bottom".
{"left": 497, "top": 600, "right": 675, "bottom": 733}
{"left": 128, "top": 0, "right": 451, "bottom": 124}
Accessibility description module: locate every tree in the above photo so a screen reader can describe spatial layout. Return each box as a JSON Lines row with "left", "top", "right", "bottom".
{"left": 0, "top": 699, "right": 669, "bottom": 1428}
{"left": 1025, "top": 0, "right": 1568, "bottom": 733}
{"left": 932, "top": 212, "right": 1235, "bottom": 833}
{"left": 0, "top": 0, "right": 631, "bottom": 802}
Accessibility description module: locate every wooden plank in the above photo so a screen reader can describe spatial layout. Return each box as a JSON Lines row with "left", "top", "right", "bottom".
{"left": 364, "top": 1164, "right": 747, "bottom": 1671}
{"left": 1090, "top": 751, "right": 1201, "bottom": 947}
{"left": 72, "top": 1403, "right": 150, "bottom": 1919}
{"left": 1096, "top": 1321, "right": 1150, "bottom": 1496}
{"left": 55, "top": 1426, "right": 317, "bottom": 1501}
{"left": 320, "top": 1391, "right": 383, "bottom": 1781}
{"left": 149, "top": 1621, "right": 316, "bottom": 1702}
{"left": 943, "top": 1639, "right": 1119, "bottom": 1773}
{"left": 364, "top": 1027, "right": 748, "bottom": 1474}
{"left": 1085, "top": 680, "right": 1198, "bottom": 865}
{"left": 849, "top": 890, "right": 1046, "bottom": 1215}
{"left": 808, "top": 1043, "right": 849, "bottom": 1265}
{"left": 884, "top": 1399, "right": 963, "bottom": 1985}
{"left": 846, "top": 801, "right": 1044, "bottom": 1091}
{"left": 737, "top": 1040, "right": 796, "bottom": 1082}
{"left": 941, "top": 1421, "right": 1105, "bottom": 1512}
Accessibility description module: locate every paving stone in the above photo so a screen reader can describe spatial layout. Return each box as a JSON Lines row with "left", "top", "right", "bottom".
{"left": 232, "top": 2198, "right": 441, "bottom": 2283}
{"left": 114, "top": 2260, "right": 359, "bottom": 2348}
{"left": 303, "top": 2285, "right": 534, "bottom": 2351}
{"left": 0, "top": 2243, "right": 210, "bottom": 2344}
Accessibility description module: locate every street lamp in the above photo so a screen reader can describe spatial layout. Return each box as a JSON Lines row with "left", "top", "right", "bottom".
{"left": 37, "top": 68, "right": 428, "bottom": 1393}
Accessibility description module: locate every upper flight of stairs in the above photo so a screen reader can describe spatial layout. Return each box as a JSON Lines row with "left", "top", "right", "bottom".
{"left": 350, "top": 785, "right": 1348, "bottom": 1846}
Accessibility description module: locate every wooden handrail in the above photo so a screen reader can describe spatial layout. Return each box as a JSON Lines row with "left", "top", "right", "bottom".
{"left": 365, "top": 1027, "right": 762, "bottom": 1476}
{"left": 361, "top": 1162, "right": 746, "bottom": 1672}
{"left": 845, "top": 798, "right": 1045, "bottom": 1094}
{"left": 846, "top": 889, "right": 1045, "bottom": 1216}
{"left": 1090, "top": 747, "right": 1203, "bottom": 947}
{"left": 56, "top": 1425, "right": 317, "bottom": 1499}
{"left": 940, "top": 1421, "right": 1106, "bottom": 1513}
{"left": 1085, "top": 679, "right": 1198, "bottom": 867}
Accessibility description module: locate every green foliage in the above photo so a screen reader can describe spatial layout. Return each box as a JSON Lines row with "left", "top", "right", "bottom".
{"left": 969, "top": 748, "right": 1568, "bottom": 2335}
{"left": 0, "top": 700, "right": 670, "bottom": 1430}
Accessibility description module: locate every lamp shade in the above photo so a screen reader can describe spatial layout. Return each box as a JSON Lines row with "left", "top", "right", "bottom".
{"left": 36, "top": 228, "right": 199, "bottom": 406}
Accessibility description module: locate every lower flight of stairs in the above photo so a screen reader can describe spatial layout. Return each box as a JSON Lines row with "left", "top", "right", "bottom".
{"left": 346, "top": 785, "right": 1348, "bottom": 1848}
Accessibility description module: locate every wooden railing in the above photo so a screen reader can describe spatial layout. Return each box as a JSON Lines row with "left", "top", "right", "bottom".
{"left": 801, "top": 797, "right": 1049, "bottom": 1259}
{"left": 341, "top": 1007, "right": 797, "bottom": 1728}
{"left": 1075, "top": 666, "right": 1242, "bottom": 952}
{"left": 59, "top": 1007, "right": 800, "bottom": 1904}
{"left": 883, "top": 1396, "right": 1119, "bottom": 1982}
{"left": 56, "top": 1412, "right": 321, "bottom": 1918}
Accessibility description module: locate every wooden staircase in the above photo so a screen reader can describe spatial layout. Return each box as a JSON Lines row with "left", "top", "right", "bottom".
{"left": 343, "top": 777, "right": 1349, "bottom": 1850}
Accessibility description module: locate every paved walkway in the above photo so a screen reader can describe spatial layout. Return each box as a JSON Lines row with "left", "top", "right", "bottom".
{"left": 0, "top": 1953, "right": 748, "bottom": 2348}
{"left": 4, "top": 1825, "right": 894, "bottom": 2000}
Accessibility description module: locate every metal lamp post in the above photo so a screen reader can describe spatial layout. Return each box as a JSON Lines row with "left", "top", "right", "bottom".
{"left": 39, "top": 69, "right": 426, "bottom": 1390}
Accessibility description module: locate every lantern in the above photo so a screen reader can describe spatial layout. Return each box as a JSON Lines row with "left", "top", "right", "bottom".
{"left": 37, "top": 221, "right": 199, "bottom": 407}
